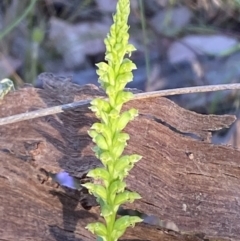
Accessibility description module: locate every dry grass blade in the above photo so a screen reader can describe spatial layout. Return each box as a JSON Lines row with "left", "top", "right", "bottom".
{"left": 0, "top": 83, "right": 240, "bottom": 126}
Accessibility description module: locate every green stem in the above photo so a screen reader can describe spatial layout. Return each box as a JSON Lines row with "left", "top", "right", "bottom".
{"left": 139, "top": 0, "right": 150, "bottom": 81}
{"left": 0, "top": 0, "right": 37, "bottom": 40}
{"left": 106, "top": 211, "right": 117, "bottom": 241}
{"left": 86, "top": 1, "right": 143, "bottom": 240}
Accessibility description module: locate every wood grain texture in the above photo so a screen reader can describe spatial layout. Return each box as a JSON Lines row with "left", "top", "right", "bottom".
{"left": 0, "top": 73, "right": 238, "bottom": 241}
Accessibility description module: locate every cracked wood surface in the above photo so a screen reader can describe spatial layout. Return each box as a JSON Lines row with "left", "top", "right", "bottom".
{"left": 0, "top": 73, "right": 239, "bottom": 241}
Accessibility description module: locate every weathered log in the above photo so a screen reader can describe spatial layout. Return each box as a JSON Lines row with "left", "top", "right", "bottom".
{"left": 0, "top": 73, "right": 239, "bottom": 241}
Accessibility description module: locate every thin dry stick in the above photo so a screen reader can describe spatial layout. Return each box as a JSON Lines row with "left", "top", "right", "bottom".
{"left": 0, "top": 84, "right": 240, "bottom": 126}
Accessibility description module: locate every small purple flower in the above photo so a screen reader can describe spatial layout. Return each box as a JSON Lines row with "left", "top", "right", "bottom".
{"left": 55, "top": 171, "right": 77, "bottom": 189}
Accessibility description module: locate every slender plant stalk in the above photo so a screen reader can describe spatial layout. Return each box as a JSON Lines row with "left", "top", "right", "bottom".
{"left": 82, "top": 0, "right": 143, "bottom": 240}
{"left": 0, "top": 0, "right": 37, "bottom": 40}
{"left": 139, "top": 0, "right": 150, "bottom": 81}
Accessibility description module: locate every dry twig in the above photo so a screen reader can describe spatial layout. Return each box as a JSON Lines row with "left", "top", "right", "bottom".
{"left": 0, "top": 83, "right": 240, "bottom": 126}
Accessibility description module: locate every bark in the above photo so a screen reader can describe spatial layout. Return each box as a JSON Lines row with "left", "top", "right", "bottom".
{"left": 0, "top": 73, "right": 239, "bottom": 241}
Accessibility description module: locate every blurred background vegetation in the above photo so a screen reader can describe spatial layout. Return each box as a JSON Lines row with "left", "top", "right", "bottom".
{"left": 2, "top": 0, "right": 240, "bottom": 145}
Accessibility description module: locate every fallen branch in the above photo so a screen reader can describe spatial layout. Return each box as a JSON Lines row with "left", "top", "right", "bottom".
{"left": 1, "top": 82, "right": 239, "bottom": 241}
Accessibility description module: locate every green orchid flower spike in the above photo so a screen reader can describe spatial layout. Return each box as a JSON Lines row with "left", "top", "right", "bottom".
{"left": 82, "top": 0, "right": 143, "bottom": 240}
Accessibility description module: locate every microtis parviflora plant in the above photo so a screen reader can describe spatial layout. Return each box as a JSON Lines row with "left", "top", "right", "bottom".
{"left": 82, "top": 0, "right": 143, "bottom": 240}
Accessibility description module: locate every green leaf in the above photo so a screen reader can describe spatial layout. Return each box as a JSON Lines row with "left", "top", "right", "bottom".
{"left": 96, "top": 69, "right": 107, "bottom": 79}
{"left": 126, "top": 44, "right": 137, "bottom": 56}
{"left": 107, "top": 67, "right": 116, "bottom": 86}
{"left": 92, "top": 145, "right": 102, "bottom": 159}
{"left": 105, "top": 52, "right": 113, "bottom": 62}
{"left": 95, "top": 134, "right": 109, "bottom": 150}
{"left": 96, "top": 62, "right": 109, "bottom": 72}
{"left": 115, "top": 154, "right": 141, "bottom": 167}
{"left": 90, "top": 123, "right": 103, "bottom": 133}
{"left": 116, "top": 72, "right": 133, "bottom": 84}
{"left": 82, "top": 183, "right": 107, "bottom": 201}
{"left": 88, "top": 106, "right": 101, "bottom": 119}
{"left": 114, "top": 215, "right": 143, "bottom": 231}
{"left": 99, "top": 110, "right": 109, "bottom": 124}
{"left": 113, "top": 132, "right": 129, "bottom": 144}
{"left": 97, "top": 196, "right": 106, "bottom": 210}
{"left": 96, "top": 236, "right": 105, "bottom": 241}
{"left": 109, "top": 109, "right": 119, "bottom": 119}
{"left": 115, "top": 91, "right": 134, "bottom": 106}
{"left": 98, "top": 74, "right": 109, "bottom": 87}
{"left": 106, "top": 85, "right": 117, "bottom": 99}
{"left": 119, "top": 59, "right": 137, "bottom": 74}
{"left": 116, "top": 111, "right": 131, "bottom": 131}
{"left": 111, "top": 229, "right": 126, "bottom": 241}
{"left": 112, "top": 155, "right": 135, "bottom": 179}
{"left": 108, "top": 180, "right": 126, "bottom": 202}
{"left": 114, "top": 191, "right": 141, "bottom": 206}
{"left": 116, "top": 109, "right": 137, "bottom": 131}
{"left": 114, "top": 154, "right": 142, "bottom": 179}
{"left": 87, "top": 168, "right": 110, "bottom": 185}
{"left": 90, "top": 99, "right": 111, "bottom": 113}
{"left": 86, "top": 222, "right": 107, "bottom": 237}
{"left": 129, "top": 154, "right": 142, "bottom": 163}
{"left": 111, "top": 142, "right": 126, "bottom": 160}
{"left": 111, "top": 216, "right": 142, "bottom": 241}
{"left": 88, "top": 130, "right": 98, "bottom": 140}
{"left": 105, "top": 35, "right": 115, "bottom": 48}
{"left": 113, "top": 155, "right": 130, "bottom": 178}
{"left": 92, "top": 123, "right": 112, "bottom": 147}
{"left": 101, "top": 203, "right": 113, "bottom": 217}
{"left": 100, "top": 151, "right": 113, "bottom": 166}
